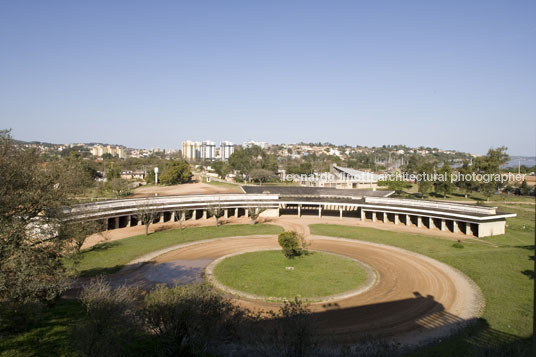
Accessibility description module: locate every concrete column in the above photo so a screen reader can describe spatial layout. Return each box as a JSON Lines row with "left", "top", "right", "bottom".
{"left": 137, "top": 217, "right": 142, "bottom": 226}
{"left": 427, "top": 217, "right": 433, "bottom": 229}
{"left": 171, "top": 211, "right": 176, "bottom": 222}
{"left": 440, "top": 219, "right": 446, "bottom": 231}
{"left": 245, "top": 209, "right": 249, "bottom": 218}
{"left": 202, "top": 210, "right": 207, "bottom": 220}
{"left": 453, "top": 220, "right": 459, "bottom": 233}
{"left": 114, "top": 217, "right": 119, "bottom": 229}
{"left": 159, "top": 213, "right": 165, "bottom": 223}
{"left": 298, "top": 205, "right": 301, "bottom": 218}
{"left": 224, "top": 209, "right": 228, "bottom": 219}
{"left": 339, "top": 207, "right": 343, "bottom": 219}
{"left": 192, "top": 210, "right": 197, "bottom": 221}
{"left": 417, "top": 216, "right": 422, "bottom": 228}
{"left": 235, "top": 208, "right": 239, "bottom": 218}
{"left": 465, "top": 223, "right": 471, "bottom": 235}
{"left": 394, "top": 214, "right": 399, "bottom": 225}
{"left": 406, "top": 215, "right": 410, "bottom": 226}
{"left": 318, "top": 205, "right": 322, "bottom": 218}
{"left": 127, "top": 215, "right": 132, "bottom": 227}
{"left": 372, "top": 212, "right": 376, "bottom": 222}
{"left": 361, "top": 209, "right": 365, "bottom": 222}
{"left": 181, "top": 211, "right": 186, "bottom": 221}
{"left": 382, "top": 212, "right": 387, "bottom": 223}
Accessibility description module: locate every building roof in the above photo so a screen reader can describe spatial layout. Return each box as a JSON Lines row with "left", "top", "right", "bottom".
{"left": 332, "top": 165, "right": 381, "bottom": 182}
{"left": 242, "top": 185, "right": 392, "bottom": 198}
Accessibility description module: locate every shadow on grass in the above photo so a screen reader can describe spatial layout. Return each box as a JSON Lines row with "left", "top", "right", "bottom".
{"left": 83, "top": 241, "right": 119, "bottom": 253}
{"left": 0, "top": 299, "right": 84, "bottom": 356}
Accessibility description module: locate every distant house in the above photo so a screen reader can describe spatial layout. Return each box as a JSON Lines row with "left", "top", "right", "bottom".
{"left": 120, "top": 170, "right": 145, "bottom": 180}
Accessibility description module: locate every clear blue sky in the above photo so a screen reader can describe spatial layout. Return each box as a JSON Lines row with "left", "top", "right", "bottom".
{"left": 1, "top": 1, "right": 534, "bottom": 155}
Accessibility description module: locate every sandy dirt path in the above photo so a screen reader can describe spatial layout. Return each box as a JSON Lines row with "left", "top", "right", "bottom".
{"left": 85, "top": 215, "right": 484, "bottom": 345}
{"left": 130, "top": 182, "right": 242, "bottom": 198}
{"left": 151, "top": 235, "right": 483, "bottom": 345}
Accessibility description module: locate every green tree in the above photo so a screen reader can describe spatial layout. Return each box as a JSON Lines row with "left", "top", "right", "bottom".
{"left": 519, "top": 179, "right": 530, "bottom": 196}
{"left": 228, "top": 149, "right": 253, "bottom": 176}
{"left": 159, "top": 161, "right": 191, "bottom": 185}
{"left": 0, "top": 130, "right": 90, "bottom": 309}
{"left": 416, "top": 162, "right": 435, "bottom": 198}
{"left": 434, "top": 163, "right": 454, "bottom": 198}
{"left": 455, "top": 161, "right": 474, "bottom": 198}
{"left": 145, "top": 169, "right": 155, "bottom": 184}
{"left": 249, "top": 168, "right": 276, "bottom": 185}
{"left": 107, "top": 165, "right": 120, "bottom": 179}
{"left": 473, "top": 147, "right": 510, "bottom": 200}
{"left": 212, "top": 161, "right": 230, "bottom": 179}
{"left": 106, "top": 178, "right": 131, "bottom": 198}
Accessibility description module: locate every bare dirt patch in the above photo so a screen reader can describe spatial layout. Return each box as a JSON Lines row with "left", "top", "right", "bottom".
{"left": 130, "top": 182, "right": 242, "bottom": 198}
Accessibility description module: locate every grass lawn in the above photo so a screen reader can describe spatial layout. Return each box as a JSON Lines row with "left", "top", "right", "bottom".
{"left": 203, "top": 178, "right": 244, "bottom": 192}
{"left": 0, "top": 300, "right": 84, "bottom": 357}
{"left": 309, "top": 207, "right": 534, "bottom": 355}
{"left": 74, "top": 224, "right": 282, "bottom": 277}
{"left": 212, "top": 250, "right": 368, "bottom": 300}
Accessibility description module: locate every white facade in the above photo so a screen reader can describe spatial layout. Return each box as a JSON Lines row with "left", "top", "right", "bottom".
{"left": 201, "top": 140, "right": 216, "bottom": 161}
{"left": 243, "top": 140, "right": 269, "bottom": 149}
{"left": 220, "top": 141, "right": 234, "bottom": 161}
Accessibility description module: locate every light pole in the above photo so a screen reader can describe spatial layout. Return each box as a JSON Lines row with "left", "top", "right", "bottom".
{"left": 154, "top": 167, "right": 159, "bottom": 185}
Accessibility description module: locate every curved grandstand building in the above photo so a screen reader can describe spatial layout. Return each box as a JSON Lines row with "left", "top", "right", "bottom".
{"left": 69, "top": 186, "right": 515, "bottom": 238}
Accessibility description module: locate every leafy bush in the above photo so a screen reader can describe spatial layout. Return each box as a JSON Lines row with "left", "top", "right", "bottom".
{"left": 452, "top": 242, "right": 464, "bottom": 249}
{"left": 278, "top": 231, "right": 302, "bottom": 259}
{"left": 144, "top": 283, "right": 244, "bottom": 355}
{"left": 71, "top": 277, "right": 141, "bottom": 357}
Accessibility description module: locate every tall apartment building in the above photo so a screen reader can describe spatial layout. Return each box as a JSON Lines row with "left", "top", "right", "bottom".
{"left": 90, "top": 145, "right": 127, "bottom": 158}
{"left": 220, "top": 141, "right": 234, "bottom": 161}
{"left": 181, "top": 141, "right": 201, "bottom": 161}
{"left": 201, "top": 140, "right": 216, "bottom": 161}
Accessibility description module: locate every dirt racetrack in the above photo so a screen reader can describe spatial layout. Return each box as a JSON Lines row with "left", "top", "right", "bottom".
{"left": 149, "top": 234, "right": 483, "bottom": 345}
{"left": 91, "top": 217, "right": 484, "bottom": 345}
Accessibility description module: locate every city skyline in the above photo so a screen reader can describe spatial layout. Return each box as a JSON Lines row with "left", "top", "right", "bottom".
{"left": 1, "top": 1, "right": 535, "bottom": 156}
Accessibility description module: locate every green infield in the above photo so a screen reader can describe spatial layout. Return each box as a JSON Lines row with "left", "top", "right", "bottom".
{"left": 73, "top": 224, "right": 283, "bottom": 277}
{"left": 309, "top": 205, "right": 534, "bottom": 355}
{"left": 212, "top": 250, "right": 368, "bottom": 300}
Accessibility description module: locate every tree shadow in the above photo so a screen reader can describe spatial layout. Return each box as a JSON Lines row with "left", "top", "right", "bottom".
{"left": 78, "top": 265, "right": 125, "bottom": 278}
{"left": 521, "top": 270, "right": 534, "bottom": 279}
{"left": 254, "top": 291, "right": 532, "bottom": 355}
{"left": 82, "top": 241, "right": 119, "bottom": 253}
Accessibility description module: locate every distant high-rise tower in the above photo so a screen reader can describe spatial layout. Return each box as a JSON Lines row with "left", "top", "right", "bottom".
{"left": 220, "top": 141, "right": 234, "bottom": 161}
{"left": 200, "top": 140, "right": 216, "bottom": 161}
{"left": 181, "top": 141, "right": 201, "bottom": 161}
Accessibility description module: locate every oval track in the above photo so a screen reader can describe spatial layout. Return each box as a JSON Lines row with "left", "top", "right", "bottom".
{"left": 153, "top": 235, "right": 483, "bottom": 345}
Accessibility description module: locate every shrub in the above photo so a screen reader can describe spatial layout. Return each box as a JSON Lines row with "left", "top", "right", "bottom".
{"left": 278, "top": 231, "right": 302, "bottom": 259}
{"left": 143, "top": 283, "right": 245, "bottom": 355}
{"left": 452, "top": 242, "right": 464, "bottom": 249}
{"left": 71, "top": 277, "right": 141, "bottom": 357}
